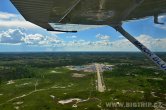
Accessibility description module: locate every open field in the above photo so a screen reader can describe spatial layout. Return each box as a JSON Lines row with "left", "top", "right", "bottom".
{"left": 0, "top": 52, "right": 165, "bottom": 110}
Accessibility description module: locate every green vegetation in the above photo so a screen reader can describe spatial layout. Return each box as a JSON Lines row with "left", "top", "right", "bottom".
{"left": 0, "top": 52, "right": 165, "bottom": 110}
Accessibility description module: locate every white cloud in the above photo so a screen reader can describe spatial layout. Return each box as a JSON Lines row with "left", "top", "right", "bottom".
{"left": 0, "top": 20, "right": 39, "bottom": 28}
{"left": 66, "top": 36, "right": 77, "bottom": 39}
{"left": 39, "top": 36, "right": 63, "bottom": 46}
{"left": 0, "top": 12, "right": 17, "bottom": 19}
{"left": 0, "top": 29, "right": 25, "bottom": 44}
{"left": 0, "top": 29, "right": 62, "bottom": 46}
{"left": 23, "top": 33, "right": 62, "bottom": 46}
{"left": 0, "top": 28, "right": 166, "bottom": 52}
{"left": 23, "top": 34, "right": 45, "bottom": 45}
{"left": 156, "top": 24, "right": 166, "bottom": 30}
{"left": 96, "top": 34, "right": 111, "bottom": 40}
{"left": 158, "top": 15, "right": 166, "bottom": 21}
{"left": 136, "top": 35, "right": 166, "bottom": 51}
{"left": 111, "top": 35, "right": 166, "bottom": 51}
{"left": 61, "top": 34, "right": 166, "bottom": 52}
{"left": 0, "top": 11, "right": 39, "bottom": 28}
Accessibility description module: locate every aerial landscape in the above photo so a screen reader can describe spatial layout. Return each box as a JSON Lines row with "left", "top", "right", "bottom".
{"left": 0, "top": 0, "right": 166, "bottom": 110}
{"left": 0, "top": 52, "right": 165, "bottom": 110}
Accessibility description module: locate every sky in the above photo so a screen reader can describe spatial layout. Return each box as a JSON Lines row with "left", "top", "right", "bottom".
{"left": 0, "top": 0, "right": 166, "bottom": 52}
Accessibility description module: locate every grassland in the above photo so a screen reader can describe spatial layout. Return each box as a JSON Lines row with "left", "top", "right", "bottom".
{"left": 0, "top": 52, "right": 165, "bottom": 110}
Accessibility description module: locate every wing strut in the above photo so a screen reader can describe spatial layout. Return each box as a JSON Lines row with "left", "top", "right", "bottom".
{"left": 59, "top": 0, "right": 82, "bottom": 23}
{"left": 113, "top": 25, "right": 166, "bottom": 71}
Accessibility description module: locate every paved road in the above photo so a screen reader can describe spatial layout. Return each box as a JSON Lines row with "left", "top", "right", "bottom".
{"left": 95, "top": 64, "right": 106, "bottom": 92}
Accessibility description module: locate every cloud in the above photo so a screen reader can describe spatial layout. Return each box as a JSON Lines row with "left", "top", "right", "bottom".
{"left": 37, "top": 36, "right": 63, "bottom": 46}
{"left": 158, "top": 15, "right": 166, "bottom": 21}
{"left": 0, "top": 28, "right": 166, "bottom": 51}
{"left": 23, "top": 34, "right": 45, "bottom": 45}
{"left": 96, "top": 34, "right": 111, "bottom": 40}
{"left": 0, "top": 12, "right": 17, "bottom": 19}
{"left": 66, "top": 36, "right": 77, "bottom": 39}
{"left": 136, "top": 35, "right": 166, "bottom": 51}
{"left": 0, "top": 29, "right": 25, "bottom": 44}
{"left": 0, "top": 20, "right": 39, "bottom": 28}
{"left": 0, "top": 11, "right": 39, "bottom": 28}
{"left": 61, "top": 34, "right": 166, "bottom": 51}
{"left": 23, "top": 33, "right": 63, "bottom": 46}
{"left": 0, "top": 28, "right": 62, "bottom": 46}
{"left": 111, "top": 35, "right": 166, "bottom": 51}
{"left": 156, "top": 24, "right": 166, "bottom": 30}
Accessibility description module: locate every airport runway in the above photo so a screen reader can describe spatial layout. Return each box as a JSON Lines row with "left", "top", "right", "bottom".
{"left": 95, "top": 64, "right": 106, "bottom": 92}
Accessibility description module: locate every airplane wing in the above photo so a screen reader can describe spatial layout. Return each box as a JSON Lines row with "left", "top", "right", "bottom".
{"left": 10, "top": 0, "right": 166, "bottom": 32}
{"left": 11, "top": 0, "right": 102, "bottom": 32}
{"left": 11, "top": 0, "right": 166, "bottom": 31}
{"left": 10, "top": 0, "right": 55, "bottom": 30}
